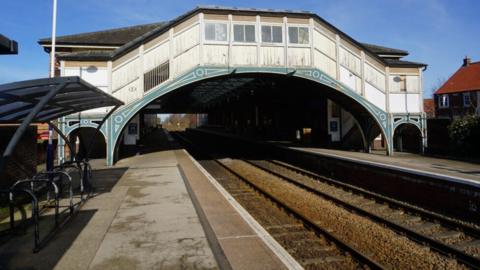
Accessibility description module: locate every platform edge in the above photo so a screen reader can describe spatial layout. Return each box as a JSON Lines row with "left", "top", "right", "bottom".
{"left": 182, "top": 149, "right": 304, "bottom": 270}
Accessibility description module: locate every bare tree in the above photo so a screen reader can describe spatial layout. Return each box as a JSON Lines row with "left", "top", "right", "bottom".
{"left": 162, "top": 114, "right": 197, "bottom": 131}
{"left": 430, "top": 77, "right": 447, "bottom": 95}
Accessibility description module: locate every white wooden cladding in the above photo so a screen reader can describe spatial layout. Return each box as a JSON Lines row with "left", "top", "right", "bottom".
{"left": 288, "top": 47, "right": 311, "bottom": 66}
{"left": 313, "top": 30, "right": 336, "bottom": 59}
{"left": 314, "top": 50, "right": 336, "bottom": 78}
{"left": 104, "top": 13, "right": 422, "bottom": 114}
{"left": 339, "top": 47, "right": 361, "bottom": 75}
{"left": 365, "top": 83, "right": 386, "bottom": 110}
{"left": 260, "top": 46, "right": 284, "bottom": 66}
{"left": 389, "top": 75, "right": 419, "bottom": 93}
{"left": 364, "top": 63, "right": 385, "bottom": 91}
{"left": 203, "top": 45, "right": 229, "bottom": 65}
{"left": 144, "top": 41, "right": 169, "bottom": 72}
{"left": 64, "top": 66, "right": 109, "bottom": 91}
{"left": 112, "top": 57, "right": 140, "bottom": 91}
{"left": 175, "top": 45, "right": 200, "bottom": 75}
{"left": 390, "top": 93, "right": 421, "bottom": 113}
{"left": 115, "top": 79, "right": 142, "bottom": 104}
{"left": 340, "top": 66, "right": 361, "bottom": 94}
{"left": 174, "top": 24, "right": 200, "bottom": 56}
{"left": 231, "top": 45, "right": 257, "bottom": 65}
{"left": 406, "top": 76, "right": 419, "bottom": 92}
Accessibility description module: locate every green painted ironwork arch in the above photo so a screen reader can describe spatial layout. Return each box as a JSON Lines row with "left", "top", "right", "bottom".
{"left": 107, "top": 66, "right": 392, "bottom": 165}
{"left": 392, "top": 121, "right": 424, "bottom": 138}
{"left": 64, "top": 119, "right": 108, "bottom": 139}
{"left": 392, "top": 115, "right": 424, "bottom": 136}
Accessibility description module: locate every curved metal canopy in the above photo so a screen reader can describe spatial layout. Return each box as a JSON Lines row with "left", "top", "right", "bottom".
{"left": 0, "top": 34, "right": 18, "bottom": 55}
{"left": 0, "top": 76, "right": 124, "bottom": 174}
{"left": 0, "top": 76, "right": 123, "bottom": 123}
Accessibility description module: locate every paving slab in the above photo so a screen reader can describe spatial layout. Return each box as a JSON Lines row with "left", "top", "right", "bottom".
{"left": 176, "top": 150, "right": 301, "bottom": 270}
{"left": 0, "top": 150, "right": 218, "bottom": 270}
{"left": 87, "top": 150, "right": 218, "bottom": 270}
{"left": 1, "top": 129, "right": 304, "bottom": 270}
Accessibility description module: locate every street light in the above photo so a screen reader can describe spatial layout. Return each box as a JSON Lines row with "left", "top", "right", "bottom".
{"left": 50, "top": 0, "right": 57, "bottom": 78}
{"left": 47, "top": 0, "right": 57, "bottom": 171}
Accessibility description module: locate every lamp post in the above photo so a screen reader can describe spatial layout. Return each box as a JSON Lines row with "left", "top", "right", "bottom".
{"left": 47, "top": 0, "right": 57, "bottom": 171}
{"left": 50, "top": 0, "right": 57, "bottom": 78}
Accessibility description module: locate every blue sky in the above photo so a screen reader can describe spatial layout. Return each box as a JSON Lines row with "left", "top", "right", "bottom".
{"left": 0, "top": 0, "right": 479, "bottom": 97}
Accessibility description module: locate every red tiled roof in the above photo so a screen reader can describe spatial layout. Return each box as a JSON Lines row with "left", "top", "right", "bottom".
{"left": 435, "top": 61, "right": 480, "bottom": 94}
{"left": 423, "top": 98, "right": 434, "bottom": 110}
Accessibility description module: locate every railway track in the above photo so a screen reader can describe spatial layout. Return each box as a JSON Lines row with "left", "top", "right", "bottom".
{"left": 201, "top": 159, "right": 379, "bottom": 269}
{"left": 174, "top": 133, "right": 382, "bottom": 269}
{"left": 174, "top": 132, "right": 477, "bottom": 269}
{"left": 245, "top": 159, "right": 480, "bottom": 268}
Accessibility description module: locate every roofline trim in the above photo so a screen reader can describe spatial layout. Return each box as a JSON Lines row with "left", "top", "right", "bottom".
{"left": 38, "top": 5, "right": 425, "bottom": 68}
{"left": 378, "top": 54, "right": 409, "bottom": 58}
{"left": 41, "top": 44, "right": 120, "bottom": 49}
{"left": 388, "top": 63, "right": 427, "bottom": 68}
{"left": 109, "top": 6, "right": 390, "bottom": 64}
{"left": 57, "top": 55, "right": 112, "bottom": 61}
{"left": 37, "top": 21, "right": 167, "bottom": 44}
{"left": 435, "top": 88, "right": 480, "bottom": 95}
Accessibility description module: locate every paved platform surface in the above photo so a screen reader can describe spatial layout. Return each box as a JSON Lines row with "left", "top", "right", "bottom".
{"left": 176, "top": 150, "right": 296, "bottom": 270}
{"left": 0, "top": 129, "right": 293, "bottom": 270}
{"left": 294, "top": 147, "right": 480, "bottom": 182}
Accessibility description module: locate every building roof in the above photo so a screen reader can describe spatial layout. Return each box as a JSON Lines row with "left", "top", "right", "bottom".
{"left": 384, "top": 59, "right": 426, "bottom": 68}
{"left": 39, "top": 5, "right": 425, "bottom": 68}
{"left": 435, "top": 61, "right": 480, "bottom": 94}
{"left": 57, "top": 50, "right": 112, "bottom": 61}
{"left": 39, "top": 22, "right": 166, "bottom": 47}
{"left": 423, "top": 98, "right": 435, "bottom": 118}
{"left": 361, "top": 43, "right": 409, "bottom": 57}
{"left": 0, "top": 34, "right": 18, "bottom": 55}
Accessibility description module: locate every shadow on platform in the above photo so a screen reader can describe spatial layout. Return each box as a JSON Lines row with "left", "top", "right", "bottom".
{"left": 0, "top": 164, "right": 128, "bottom": 270}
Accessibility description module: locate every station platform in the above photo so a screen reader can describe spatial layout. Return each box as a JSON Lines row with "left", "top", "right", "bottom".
{"left": 0, "top": 129, "right": 296, "bottom": 270}
{"left": 291, "top": 147, "right": 480, "bottom": 183}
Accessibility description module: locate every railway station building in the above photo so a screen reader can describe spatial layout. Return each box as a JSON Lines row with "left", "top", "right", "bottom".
{"left": 38, "top": 6, "right": 427, "bottom": 165}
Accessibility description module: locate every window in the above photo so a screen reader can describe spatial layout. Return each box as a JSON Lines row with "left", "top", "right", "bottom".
{"left": 288, "top": 26, "right": 309, "bottom": 44}
{"left": 261, "top": 25, "right": 283, "bottom": 43}
{"left": 205, "top": 23, "right": 227, "bottom": 42}
{"left": 439, "top": 94, "right": 449, "bottom": 108}
{"left": 463, "top": 93, "right": 471, "bottom": 107}
{"left": 144, "top": 61, "right": 169, "bottom": 92}
{"left": 233, "top": 24, "right": 255, "bottom": 43}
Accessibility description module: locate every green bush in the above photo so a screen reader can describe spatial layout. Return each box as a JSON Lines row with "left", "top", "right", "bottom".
{"left": 448, "top": 115, "right": 480, "bottom": 156}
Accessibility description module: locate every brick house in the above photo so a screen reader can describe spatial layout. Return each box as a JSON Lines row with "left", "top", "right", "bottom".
{"left": 434, "top": 57, "right": 480, "bottom": 119}
{"left": 423, "top": 98, "right": 435, "bottom": 118}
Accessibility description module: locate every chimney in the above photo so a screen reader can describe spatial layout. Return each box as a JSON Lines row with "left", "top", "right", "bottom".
{"left": 463, "top": 56, "right": 472, "bottom": 67}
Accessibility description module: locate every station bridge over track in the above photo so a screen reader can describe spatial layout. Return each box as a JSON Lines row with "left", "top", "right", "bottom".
{"left": 39, "top": 6, "right": 427, "bottom": 166}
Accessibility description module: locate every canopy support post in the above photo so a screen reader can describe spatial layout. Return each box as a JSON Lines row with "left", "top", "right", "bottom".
{"left": 79, "top": 105, "right": 121, "bottom": 191}
{"left": 48, "top": 121, "right": 76, "bottom": 162}
{"left": 85, "top": 105, "right": 120, "bottom": 161}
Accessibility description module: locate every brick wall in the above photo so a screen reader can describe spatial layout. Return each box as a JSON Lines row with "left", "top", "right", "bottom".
{"left": 0, "top": 126, "right": 38, "bottom": 189}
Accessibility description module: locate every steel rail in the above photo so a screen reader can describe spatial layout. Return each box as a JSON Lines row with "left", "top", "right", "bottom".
{"left": 268, "top": 159, "right": 480, "bottom": 238}
{"left": 245, "top": 159, "right": 480, "bottom": 270}
{"left": 173, "top": 132, "right": 386, "bottom": 270}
